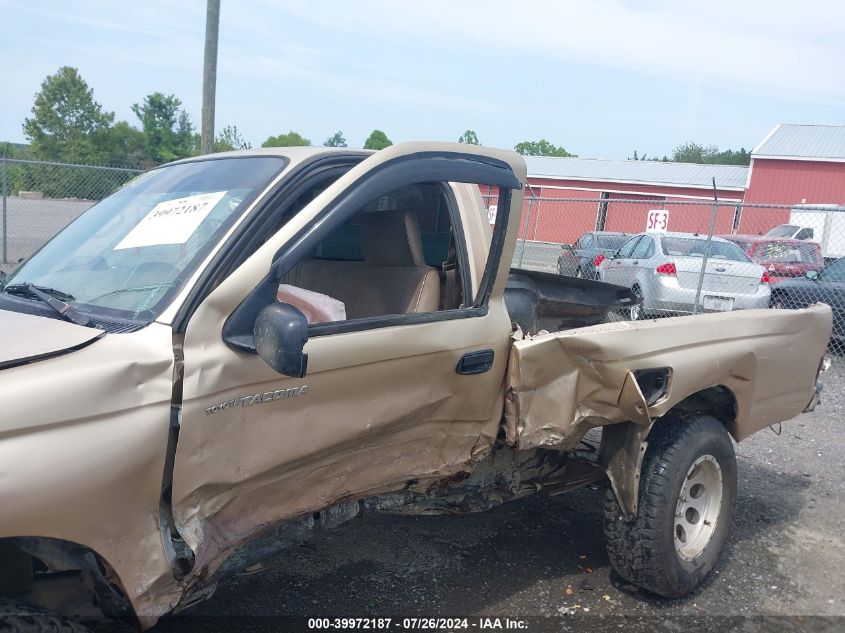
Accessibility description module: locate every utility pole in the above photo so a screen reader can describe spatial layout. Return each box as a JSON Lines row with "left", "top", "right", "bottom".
{"left": 201, "top": 0, "right": 221, "bottom": 155}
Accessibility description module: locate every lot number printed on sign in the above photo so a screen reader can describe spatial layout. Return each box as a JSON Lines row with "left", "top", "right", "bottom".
{"left": 646, "top": 209, "right": 669, "bottom": 233}
{"left": 115, "top": 191, "right": 228, "bottom": 250}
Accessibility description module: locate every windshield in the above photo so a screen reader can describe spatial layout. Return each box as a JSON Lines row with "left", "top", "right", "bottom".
{"left": 6, "top": 156, "right": 285, "bottom": 321}
{"left": 725, "top": 238, "right": 752, "bottom": 252}
{"left": 596, "top": 234, "right": 629, "bottom": 249}
{"left": 661, "top": 237, "right": 750, "bottom": 262}
{"left": 765, "top": 224, "right": 800, "bottom": 238}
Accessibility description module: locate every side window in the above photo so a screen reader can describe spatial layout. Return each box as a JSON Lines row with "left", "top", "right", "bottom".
{"left": 221, "top": 153, "right": 522, "bottom": 351}
{"left": 277, "top": 183, "right": 470, "bottom": 328}
{"left": 796, "top": 228, "right": 814, "bottom": 241}
{"left": 617, "top": 236, "right": 642, "bottom": 259}
{"left": 580, "top": 235, "right": 594, "bottom": 250}
{"left": 632, "top": 236, "right": 654, "bottom": 259}
{"left": 821, "top": 259, "right": 845, "bottom": 282}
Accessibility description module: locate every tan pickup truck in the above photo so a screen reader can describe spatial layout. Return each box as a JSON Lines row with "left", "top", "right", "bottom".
{"left": 0, "top": 143, "right": 832, "bottom": 630}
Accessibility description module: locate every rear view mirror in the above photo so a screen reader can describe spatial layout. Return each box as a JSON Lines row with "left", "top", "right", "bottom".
{"left": 254, "top": 302, "right": 309, "bottom": 377}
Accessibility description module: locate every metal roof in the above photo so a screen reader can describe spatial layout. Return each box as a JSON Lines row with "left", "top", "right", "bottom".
{"left": 524, "top": 156, "right": 748, "bottom": 191}
{"left": 753, "top": 124, "right": 845, "bottom": 161}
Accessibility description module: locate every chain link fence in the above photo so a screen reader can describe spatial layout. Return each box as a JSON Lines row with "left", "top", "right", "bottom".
{"left": 1, "top": 158, "right": 143, "bottom": 273}
{"left": 485, "top": 192, "right": 845, "bottom": 355}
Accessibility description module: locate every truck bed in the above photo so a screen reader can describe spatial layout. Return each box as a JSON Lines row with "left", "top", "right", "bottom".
{"left": 505, "top": 268, "right": 638, "bottom": 334}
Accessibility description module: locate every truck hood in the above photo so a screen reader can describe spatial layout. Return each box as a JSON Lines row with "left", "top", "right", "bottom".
{"left": 0, "top": 309, "right": 104, "bottom": 370}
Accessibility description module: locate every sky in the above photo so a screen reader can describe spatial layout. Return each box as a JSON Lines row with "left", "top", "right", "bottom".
{"left": 1, "top": 0, "right": 843, "bottom": 160}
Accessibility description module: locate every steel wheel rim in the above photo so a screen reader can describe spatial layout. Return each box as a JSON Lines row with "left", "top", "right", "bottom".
{"left": 674, "top": 455, "right": 723, "bottom": 561}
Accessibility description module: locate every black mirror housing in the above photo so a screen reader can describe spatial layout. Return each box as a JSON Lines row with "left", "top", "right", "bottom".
{"left": 254, "top": 302, "right": 309, "bottom": 377}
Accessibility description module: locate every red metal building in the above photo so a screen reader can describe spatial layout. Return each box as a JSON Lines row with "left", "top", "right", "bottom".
{"left": 741, "top": 124, "right": 845, "bottom": 234}
{"left": 485, "top": 123, "right": 845, "bottom": 246}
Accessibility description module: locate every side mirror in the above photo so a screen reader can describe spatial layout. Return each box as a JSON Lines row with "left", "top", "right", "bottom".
{"left": 604, "top": 251, "right": 617, "bottom": 260}
{"left": 254, "top": 302, "right": 309, "bottom": 377}
{"left": 806, "top": 270, "right": 820, "bottom": 281}
{"left": 560, "top": 243, "right": 572, "bottom": 250}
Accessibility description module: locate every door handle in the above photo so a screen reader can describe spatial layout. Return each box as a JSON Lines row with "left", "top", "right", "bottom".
{"left": 456, "top": 349, "right": 495, "bottom": 375}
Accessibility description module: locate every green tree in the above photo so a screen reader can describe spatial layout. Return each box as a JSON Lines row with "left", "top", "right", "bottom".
{"left": 712, "top": 147, "right": 751, "bottom": 165}
{"left": 131, "top": 92, "right": 196, "bottom": 163}
{"left": 214, "top": 125, "right": 252, "bottom": 152}
{"left": 323, "top": 131, "right": 347, "bottom": 147}
{"left": 262, "top": 131, "right": 311, "bottom": 147}
{"left": 513, "top": 139, "right": 574, "bottom": 157}
{"left": 672, "top": 142, "right": 717, "bottom": 163}
{"left": 458, "top": 129, "right": 480, "bottom": 144}
{"left": 671, "top": 142, "right": 750, "bottom": 165}
{"left": 363, "top": 129, "right": 392, "bottom": 150}
{"left": 99, "top": 121, "right": 146, "bottom": 166}
{"left": 22, "top": 66, "right": 115, "bottom": 163}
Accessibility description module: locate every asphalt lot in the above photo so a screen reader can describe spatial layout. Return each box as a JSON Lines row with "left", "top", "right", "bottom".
{"left": 0, "top": 197, "right": 93, "bottom": 272}
{"left": 512, "top": 240, "right": 561, "bottom": 273}
{"left": 154, "top": 362, "right": 845, "bottom": 632}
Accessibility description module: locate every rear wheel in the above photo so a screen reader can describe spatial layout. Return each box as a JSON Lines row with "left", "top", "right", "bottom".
{"left": 0, "top": 600, "right": 91, "bottom": 633}
{"left": 602, "top": 414, "right": 737, "bottom": 598}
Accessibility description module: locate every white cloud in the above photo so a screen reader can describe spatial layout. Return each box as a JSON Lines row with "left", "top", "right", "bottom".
{"left": 266, "top": 0, "right": 845, "bottom": 101}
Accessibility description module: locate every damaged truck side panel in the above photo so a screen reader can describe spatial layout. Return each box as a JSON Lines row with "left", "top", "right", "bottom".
{"left": 506, "top": 304, "right": 832, "bottom": 515}
{"left": 0, "top": 322, "right": 183, "bottom": 623}
{"left": 170, "top": 144, "right": 525, "bottom": 580}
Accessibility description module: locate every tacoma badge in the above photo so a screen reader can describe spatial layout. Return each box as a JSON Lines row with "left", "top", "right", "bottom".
{"left": 205, "top": 385, "right": 308, "bottom": 415}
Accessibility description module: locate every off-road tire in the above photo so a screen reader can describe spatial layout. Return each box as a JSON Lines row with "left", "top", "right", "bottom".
{"left": 0, "top": 600, "right": 91, "bottom": 633}
{"left": 602, "top": 414, "right": 737, "bottom": 598}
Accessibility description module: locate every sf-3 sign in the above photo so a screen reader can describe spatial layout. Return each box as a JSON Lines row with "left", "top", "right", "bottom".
{"left": 646, "top": 209, "right": 669, "bottom": 233}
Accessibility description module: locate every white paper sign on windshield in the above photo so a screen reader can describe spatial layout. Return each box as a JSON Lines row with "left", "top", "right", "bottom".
{"left": 114, "top": 191, "right": 228, "bottom": 250}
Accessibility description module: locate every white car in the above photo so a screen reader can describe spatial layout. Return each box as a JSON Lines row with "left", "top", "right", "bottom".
{"left": 599, "top": 232, "right": 771, "bottom": 319}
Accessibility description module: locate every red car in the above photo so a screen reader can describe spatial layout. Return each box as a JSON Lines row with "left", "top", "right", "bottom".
{"left": 720, "top": 235, "right": 823, "bottom": 283}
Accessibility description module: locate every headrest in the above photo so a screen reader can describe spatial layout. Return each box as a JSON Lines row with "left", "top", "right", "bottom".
{"left": 359, "top": 210, "right": 426, "bottom": 267}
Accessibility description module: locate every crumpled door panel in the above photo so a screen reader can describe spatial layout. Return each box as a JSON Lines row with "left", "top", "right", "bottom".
{"left": 505, "top": 305, "right": 832, "bottom": 451}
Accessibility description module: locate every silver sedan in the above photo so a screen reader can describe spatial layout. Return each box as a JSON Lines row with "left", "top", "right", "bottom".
{"left": 598, "top": 232, "right": 771, "bottom": 319}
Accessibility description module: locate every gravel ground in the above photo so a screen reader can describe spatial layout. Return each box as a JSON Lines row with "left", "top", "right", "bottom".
{"left": 153, "top": 362, "right": 845, "bottom": 632}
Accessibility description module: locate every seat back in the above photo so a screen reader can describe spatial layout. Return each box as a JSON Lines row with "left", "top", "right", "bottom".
{"left": 282, "top": 210, "right": 440, "bottom": 319}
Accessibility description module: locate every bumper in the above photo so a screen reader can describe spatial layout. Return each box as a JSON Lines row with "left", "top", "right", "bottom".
{"left": 643, "top": 276, "right": 771, "bottom": 315}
